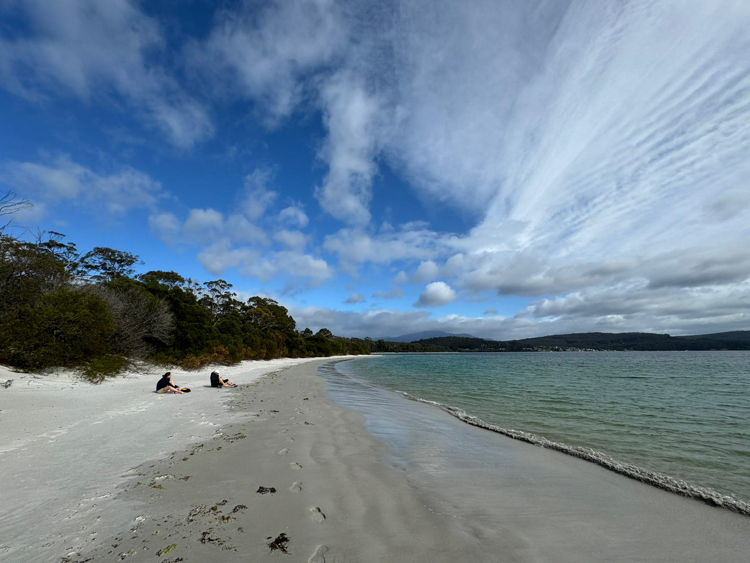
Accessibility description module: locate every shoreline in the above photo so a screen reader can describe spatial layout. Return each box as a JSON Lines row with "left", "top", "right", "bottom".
{"left": 4, "top": 357, "right": 750, "bottom": 562}
{"left": 61, "top": 358, "right": 484, "bottom": 562}
{"left": 396, "top": 390, "right": 750, "bottom": 516}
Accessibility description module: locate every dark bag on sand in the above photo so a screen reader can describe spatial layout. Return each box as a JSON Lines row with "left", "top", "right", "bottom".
{"left": 210, "top": 372, "right": 221, "bottom": 388}
{"left": 181, "top": 387, "right": 191, "bottom": 393}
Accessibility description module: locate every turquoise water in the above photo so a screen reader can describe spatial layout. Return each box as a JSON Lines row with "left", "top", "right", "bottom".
{"left": 336, "top": 352, "right": 750, "bottom": 504}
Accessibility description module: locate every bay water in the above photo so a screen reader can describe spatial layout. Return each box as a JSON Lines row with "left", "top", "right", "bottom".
{"left": 331, "top": 351, "right": 750, "bottom": 506}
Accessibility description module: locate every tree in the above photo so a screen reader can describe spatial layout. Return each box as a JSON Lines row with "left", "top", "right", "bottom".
{"left": 139, "top": 270, "right": 186, "bottom": 289}
{"left": 79, "top": 247, "right": 141, "bottom": 282}
{"left": 243, "top": 297, "right": 296, "bottom": 333}
{"left": 0, "top": 191, "right": 31, "bottom": 233}
{"left": 316, "top": 328, "right": 333, "bottom": 338}
{"left": 199, "top": 279, "right": 239, "bottom": 322}
{"left": 86, "top": 284, "right": 174, "bottom": 358}
{"left": 0, "top": 235, "right": 68, "bottom": 315}
{"left": 36, "top": 231, "right": 80, "bottom": 278}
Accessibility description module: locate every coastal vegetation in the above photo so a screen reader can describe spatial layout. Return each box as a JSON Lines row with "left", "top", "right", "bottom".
{"left": 0, "top": 193, "right": 369, "bottom": 379}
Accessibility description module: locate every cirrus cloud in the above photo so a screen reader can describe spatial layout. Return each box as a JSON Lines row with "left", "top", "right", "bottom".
{"left": 0, "top": 0, "right": 213, "bottom": 148}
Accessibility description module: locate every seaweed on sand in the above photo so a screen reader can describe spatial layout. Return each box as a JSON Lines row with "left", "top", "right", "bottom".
{"left": 267, "top": 533, "right": 290, "bottom": 553}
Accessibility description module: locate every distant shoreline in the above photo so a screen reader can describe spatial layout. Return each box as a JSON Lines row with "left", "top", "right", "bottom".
{"left": 367, "top": 330, "right": 750, "bottom": 353}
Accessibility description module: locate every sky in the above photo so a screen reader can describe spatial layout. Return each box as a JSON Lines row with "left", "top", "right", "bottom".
{"left": 1, "top": 0, "right": 749, "bottom": 340}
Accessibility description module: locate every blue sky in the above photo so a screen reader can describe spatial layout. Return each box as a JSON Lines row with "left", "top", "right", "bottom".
{"left": 1, "top": 0, "right": 749, "bottom": 339}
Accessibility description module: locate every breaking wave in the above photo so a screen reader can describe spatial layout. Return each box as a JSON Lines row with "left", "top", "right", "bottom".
{"left": 396, "top": 390, "right": 750, "bottom": 517}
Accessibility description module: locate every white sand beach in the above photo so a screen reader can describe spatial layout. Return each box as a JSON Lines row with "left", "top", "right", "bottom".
{"left": 2, "top": 358, "right": 750, "bottom": 563}
{"left": 0, "top": 358, "right": 354, "bottom": 562}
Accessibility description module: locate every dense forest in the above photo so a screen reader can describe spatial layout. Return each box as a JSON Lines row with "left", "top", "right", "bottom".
{"left": 0, "top": 193, "right": 369, "bottom": 380}
{"left": 367, "top": 331, "right": 750, "bottom": 353}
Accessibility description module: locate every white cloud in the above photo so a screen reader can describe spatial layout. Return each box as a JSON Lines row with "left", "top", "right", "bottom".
{"left": 289, "top": 282, "right": 750, "bottom": 339}
{"left": 192, "top": 0, "right": 348, "bottom": 122}
{"left": 323, "top": 226, "right": 449, "bottom": 271}
{"left": 483, "top": 308, "right": 498, "bottom": 316}
{"left": 278, "top": 204, "right": 309, "bottom": 228}
{"left": 410, "top": 260, "right": 440, "bottom": 284}
{"left": 414, "top": 281, "right": 456, "bottom": 308}
{"left": 240, "top": 168, "right": 277, "bottom": 220}
{"left": 385, "top": 287, "right": 404, "bottom": 299}
{"left": 2, "top": 154, "right": 165, "bottom": 213}
{"left": 148, "top": 212, "right": 181, "bottom": 245}
{"left": 183, "top": 208, "right": 224, "bottom": 242}
{"left": 315, "top": 73, "right": 382, "bottom": 225}
{"left": 345, "top": 293, "right": 365, "bottom": 304}
{"left": 372, "top": 287, "right": 403, "bottom": 300}
{"left": 197, "top": 241, "right": 332, "bottom": 286}
{"left": 0, "top": 0, "right": 213, "bottom": 148}
{"left": 276, "top": 251, "right": 333, "bottom": 284}
{"left": 372, "top": 270, "right": 408, "bottom": 300}
{"left": 289, "top": 306, "right": 433, "bottom": 339}
{"left": 311, "top": 1, "right": 750, "bottom": 327}
{"left": 393, "top": 271, "right": 409, "bottom": 285}
{"left": 197, "top": 241, "right": 258, "bottom": 277}
{"left": 273, "top": 229, "right": 307, "bottom": 250}
{"left": 152, "top": 207, "right": 269, "bottom": 248}
{"left": 226, "top": 214, "right": 269, "bottom": 245}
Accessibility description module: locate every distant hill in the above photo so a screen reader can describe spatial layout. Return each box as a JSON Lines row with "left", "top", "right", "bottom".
{"left": 511, "top": 331, "right": 750, "bottom": 351}
{"left": 366, "top": 330, "right": 750, "bottom": 353}
{"left": 377, "top": 330, "right": 476, "bottom": 343}
{"left": 676, "top": 330, "right": 750, "bottom": 345}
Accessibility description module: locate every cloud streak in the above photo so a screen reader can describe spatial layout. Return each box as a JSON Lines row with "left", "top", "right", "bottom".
{"left": 2, "top": 154, "right": 165, "bottom": 213}
{"left": 0, "top": 0, "right": 213, "bottom": 148}
{"left": 305, "top": 0, "right": 750, "bottom": 333}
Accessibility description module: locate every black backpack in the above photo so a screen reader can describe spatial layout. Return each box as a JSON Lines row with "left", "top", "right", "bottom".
{"left": 210, "top": 372, "right": 221, "bottom": 387}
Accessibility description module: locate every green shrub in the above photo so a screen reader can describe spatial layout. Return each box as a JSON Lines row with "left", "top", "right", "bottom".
{"left": 81, "top": 355, "right": 130, "bottom": 383}
{"left": 0, "top": 288, "right": 116, "bottom": 370}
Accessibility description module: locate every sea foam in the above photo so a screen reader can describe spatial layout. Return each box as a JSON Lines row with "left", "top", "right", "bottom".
{"left": 397, "top": 390, "right": 750, "bottom": 517}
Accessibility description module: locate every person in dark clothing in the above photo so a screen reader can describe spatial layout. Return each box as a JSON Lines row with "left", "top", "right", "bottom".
{"left": 210, "top": 371, "right": 236, "bottom": 388}
{"left": 156, "top": 372, "right": 184, "bottom": 394}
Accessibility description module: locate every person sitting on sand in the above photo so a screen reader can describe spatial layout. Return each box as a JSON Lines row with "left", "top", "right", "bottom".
{"left": 210, "top": 371, "right": 236, "bottom": 388}
{"left": 156, "top": 372, "right": 184, "bottom": 394}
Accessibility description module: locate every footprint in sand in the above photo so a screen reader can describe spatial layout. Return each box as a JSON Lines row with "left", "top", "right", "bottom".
{"left": 290, "top": 462, "right": 302, "bottom": 470}
{"left": 278, "top": 448, "right": 289, "bottom": 455}
{"left": 290, "top": 482, "right": 302, "bottom": 493}
{"left": 309, "top": 507, "right": 326, "bottom": 523}
{"left": 309, "top": 545, "right": 328, "bottom": 563}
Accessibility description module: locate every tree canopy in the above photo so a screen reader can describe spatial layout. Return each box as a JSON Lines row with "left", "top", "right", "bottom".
{"left": 0, "top": 195, "right": 369, "bottom": 379}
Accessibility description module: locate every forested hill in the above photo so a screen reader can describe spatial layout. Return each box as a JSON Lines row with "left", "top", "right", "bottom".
{"left": 0, "top": 227, "right": 369, "bottom": 380}
{"left": 367, "top": 331, "right": 750, "bottom": 352}
{"left": 675, "top": 331, "right": 750, "bottom": 347}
